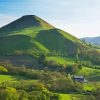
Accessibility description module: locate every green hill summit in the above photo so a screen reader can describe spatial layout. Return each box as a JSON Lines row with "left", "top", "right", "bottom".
{"left": 0, "top": 15, "right": 54, "bottom": 36}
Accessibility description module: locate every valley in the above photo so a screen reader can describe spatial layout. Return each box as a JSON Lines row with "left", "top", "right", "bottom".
{"left": 0, "top": 15, "right": 100, "bottom": 100}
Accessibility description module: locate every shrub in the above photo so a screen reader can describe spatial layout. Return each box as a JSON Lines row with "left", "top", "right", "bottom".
{"left": 0, "top": 66, "right": 8, "bottom": 73}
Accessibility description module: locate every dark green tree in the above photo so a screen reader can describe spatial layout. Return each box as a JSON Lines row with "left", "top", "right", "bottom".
{"left": 38, "top": 54, "right": 46, "bottom": 66}
{"left": 75, "top": 47, "right": 80, "bottom": 63}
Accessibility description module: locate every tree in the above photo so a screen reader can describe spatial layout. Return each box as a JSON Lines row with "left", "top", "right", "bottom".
{"left": 75, "top": 47, "right": 80, "bottom": 63}
{"left": 0, "top": 66, "right": 8, "bottom": 73}
{"left": 0, "top": 87, "right": 19, "bottom": 100}
{"left": 96, "top": 95, "right": 100, "bottom": 100}
{"left": 85, "top": 95, "right": 96, "bottom": 100}
{"left": 38, "top": 54, "right": 46, "bottom": 66}
{"left": 18, "top": 90, "right": 28, "bottom": 100}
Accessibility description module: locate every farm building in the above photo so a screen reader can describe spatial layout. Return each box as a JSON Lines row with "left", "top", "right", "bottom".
{"left": 73, "top": 76, "right": 85, "bottom": 82}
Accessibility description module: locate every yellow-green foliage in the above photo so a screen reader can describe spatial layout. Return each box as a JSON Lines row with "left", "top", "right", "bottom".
{"left": 83, "top": 82, "right": 100, "bottom": 91}
{"left": 60, "top": 94, "right": 87, "bottom": 100}
{"left": 46, "top": 56, "right": 75, "bottom": 65}
{"left": 77, "top": 67, "right": 100, "bottom": 77}
{"left": 60, "top": 94, "right": 71, "bottom": 100}
{"left": 0, "top": 87, "right": 19, "bottom": 100}
{"left": 77, "top": 67, "right": 100, "bottom": 81}
{"left": 0, "top": 75, "right": 37, "bottom": 82}
{"left": 0, "top": 66, "right": 8, "bottom": 73}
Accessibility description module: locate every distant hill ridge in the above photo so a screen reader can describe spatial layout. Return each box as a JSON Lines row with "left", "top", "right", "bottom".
{"left": 81, "top": 36, "right": 100, "bottom": 45}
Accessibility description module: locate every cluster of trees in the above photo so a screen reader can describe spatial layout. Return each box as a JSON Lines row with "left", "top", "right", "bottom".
{"left": 0, "top": 82, "right": 59, "bottom": 100}
{"left": 0, "top": 63, "right": 100, "bottom": 100}
{"left": 79, "top": 95, "right": 98, "bottom": 100}
{"left": 45, "top": 76, "right": 83, "bottom": 93}
{"left": 75, "top": 42, "right": 100, "bottom": 65}
{"left": 0, "top": 66, "right": 8, "bottom": 73}
{"left": 0, "top": 81, "right": 100, "bottom": 100}
{"left": 38, "top": 54, "right": 82, "bottom": 74}
{"left": 86, "top": 49, "right": 100, "bottom": 65}
{"left": 0, "top": 63, "right": 84, "bottom": 93}
{"left": 0, "top": 56, "right": 99, "bottom": 100}
{"left": 91, "top": 87, "right": 100, "bottom": 100}
{"left": 3, "top": 60, "right": 82, "bottom": 78}
{"left": 2, "top": 65, "right": 65, "bottom": 81}
{"left": 66, "top": 64, "right": 81, "bottom": 74}
{"left": 37, "top": 51, "right": 99, "bottom": 75}
{"left": 82, "top": 87, "right": 100, "bottom": 100}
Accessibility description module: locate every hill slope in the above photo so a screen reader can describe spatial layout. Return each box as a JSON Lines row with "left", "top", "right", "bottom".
{"left": 0, "top": 15, "right": 85, "bottom": 57}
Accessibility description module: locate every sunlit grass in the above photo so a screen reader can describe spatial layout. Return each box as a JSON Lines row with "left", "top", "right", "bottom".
{"left": 0, "top": 74, "right": 37, "bottom": 82}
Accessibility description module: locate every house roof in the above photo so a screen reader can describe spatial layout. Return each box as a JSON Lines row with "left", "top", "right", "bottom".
{"left": 73, "top": 76, "right": 84, "bottom": 79}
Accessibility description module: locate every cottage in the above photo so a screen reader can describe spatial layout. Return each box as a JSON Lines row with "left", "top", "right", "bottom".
{"left": 73, "top": 76, "right": 85, "bottom": 82}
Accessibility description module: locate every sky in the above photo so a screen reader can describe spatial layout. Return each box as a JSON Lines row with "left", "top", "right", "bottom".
{"left": 0, "top": 0, "right": 100, "bottom": 38}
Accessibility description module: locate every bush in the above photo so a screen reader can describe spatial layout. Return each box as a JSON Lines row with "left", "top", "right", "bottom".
{"left": 0, "top": 87, "right": 19, "bottom": 100}
{"left": 0, "top": 66, "right": 8, "bottom": 73}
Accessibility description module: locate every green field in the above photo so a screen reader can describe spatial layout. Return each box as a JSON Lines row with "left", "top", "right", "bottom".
{"left": 60, "top": 94, "right": 71, "bottom": 100}
{"left": 46, "top": 56, "right": 76, "bottom": 65}
{"left": 77, "top": 67, "right": 100, "bottom": 91}
{"left": 0, "top": 74, "right": 37, "bottom": 82}
{"left": 77, "top": 67, "right": 100, "bottom": 80}
{"left": 60, "top": 94, "right": 86, "bottom": 100}
{"left": 84, "top": 82, "right": 100, "bottom": 91}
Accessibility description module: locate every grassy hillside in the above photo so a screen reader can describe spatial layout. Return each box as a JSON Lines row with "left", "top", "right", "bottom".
{"left": 0, "top": 15, "right": 100, "bottom": 100}
{"left": 77, "top": 67, "right": 100, "bottom": 81}
{"left": 0, "top": 55, "right": 38, "bottom": 67}
{"left": 0, "top": 74, "right": 36, "bottom": 82}
{"left": 46, "top": 56, "right": 75, "bottom": 65}
{"left": 60, "top": 94, "right": 90, "bottom": 100}
{"left": 0, "top": 15, "right": 86, "bottom": 57}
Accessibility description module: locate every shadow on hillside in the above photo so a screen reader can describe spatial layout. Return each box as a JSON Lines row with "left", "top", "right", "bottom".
{"left": 0, "top": 35, "right": 34, "bottom": 52}
{"left": 0, "top": 34, "right": 40, "bottom": 67}
{"left": 0, "top": 55, "right": 38, "bottom": 67}
{"left": 0, "top": 15, "right": 40, "bottom": 36}
{"left": 35, "top": 29, "right": 76, "bottom": 56}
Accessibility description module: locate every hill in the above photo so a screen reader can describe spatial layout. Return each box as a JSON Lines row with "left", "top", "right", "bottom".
{"left": 0, "top": 15, "right": 99, "bottom": 67}
{"left": 81, "top": 36, "right": 100, "bottom": 45}
{"left": 0, "top": 15, "right": 85, "bottom": 57}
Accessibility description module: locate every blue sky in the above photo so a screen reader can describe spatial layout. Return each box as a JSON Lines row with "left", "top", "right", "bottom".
{"left": 0, "top": 0, "right": 100, "bottom": 38}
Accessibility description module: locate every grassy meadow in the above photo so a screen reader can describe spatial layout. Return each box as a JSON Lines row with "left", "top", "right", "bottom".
{"left": 0, "top": 74, "right": 37, "bottom": 82}
{"left": 77, "top": 67, "right": 100, "bottom": 81}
